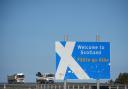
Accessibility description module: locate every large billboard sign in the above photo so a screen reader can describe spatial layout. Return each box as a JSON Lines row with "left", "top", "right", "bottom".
{"left": 55, "top": 41, "right": 110, "bottom": 80}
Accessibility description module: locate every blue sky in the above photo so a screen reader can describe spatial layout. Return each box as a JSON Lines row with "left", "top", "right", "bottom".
{"left": 0, "top": 0, "right": 128, "bottom": 82}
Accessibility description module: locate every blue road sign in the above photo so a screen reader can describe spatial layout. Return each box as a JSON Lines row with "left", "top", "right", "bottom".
{"left": 55, "top": 41, "right": 110, "bottom": 80}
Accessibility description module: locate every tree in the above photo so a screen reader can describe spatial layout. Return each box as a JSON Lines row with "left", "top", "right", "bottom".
{"left": 115, "top": 73, "right": 128, "bottom": 84}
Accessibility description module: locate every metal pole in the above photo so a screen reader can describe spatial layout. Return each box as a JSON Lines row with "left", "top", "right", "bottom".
{"left": 97, "top": 79, "right": 100, "bottom": 89}
{"left": 68, "top": 84, "right": 70, "bottom": 89}
{"left": 55, "top": 85, "right": 57, "bottom": 89}
{"left": 51, "top": 84, "right": 53, "bottom": 89}
{"left": 117, "top": 85, "right": 119, "bottom": 89}
{"left": 83, "top": 85, "right": 85, "bottom": 89}
{"left": 64, "top": 35, "right": 68, "bottom": 89}
{"left": 109, "top": 85, "right": 111, "bottom": 89}
{"left": 36, "top": 84, "right": 38, "bottom": 89}
{"left": 47, "top": 84, "right": 49, "bottom": 89}
{"left": 64, "top": 35, "right": 68, "bottom": 41}
{"left": 73, "top": 84, "right": 74, "bottom": 89}
{"left": 89, "top": 85, "right": 91, "bottom": 89}
{"left": 59, "top": 85, "right": 61, "bottom": 89}
{"left": 43, "top": 84, "right": 45, "bottom": 89}
{"left": 64, "top": 80, "right": 67, "bottom": 89}
{"left": 4, "top": 84, "right": 6, "bottom": 89}
{"left": 125, "top": 85, "right": 127, "bottom": 89}
{"left": 78, "top": 84, "right": 80, "bottom": 89}
{"left": 96, "top": 34, "right": 100, "bottom": 89}
{"left": 96, "top": 33, "right": 100, "bottom": 42}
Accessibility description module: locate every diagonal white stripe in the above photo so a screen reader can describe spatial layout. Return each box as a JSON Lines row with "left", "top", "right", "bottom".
{"left": 55, "top": 41, "right": 90, "bottom": 80}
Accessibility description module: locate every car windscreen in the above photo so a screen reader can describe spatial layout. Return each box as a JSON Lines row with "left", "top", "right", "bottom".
{"left": 17, "top": 75, "right": 24, "bottom": 78}
{"left": 46, "top": 74, "right": 54, "bottom": 77}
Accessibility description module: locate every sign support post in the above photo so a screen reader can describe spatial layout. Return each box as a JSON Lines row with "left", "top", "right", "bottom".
{"left": 64, "top": 35, "right": 68, "bottom": 89}
{"left": 96, "top": 34, "right": 100, "bottom": 89}
{"left": 64, "top": 79, "right": 67, "bottom": 89}
{"left": 97, "top": 79, "right": 100, "bottom": 89}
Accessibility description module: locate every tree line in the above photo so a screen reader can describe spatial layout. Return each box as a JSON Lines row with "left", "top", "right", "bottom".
{"left": 109, "top": 73, "right": 128, "bottom": 84}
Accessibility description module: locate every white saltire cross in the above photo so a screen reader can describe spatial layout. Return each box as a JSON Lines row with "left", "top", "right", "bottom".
{"left": 55, "top": 41, "right": 90, "bottom": 80}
